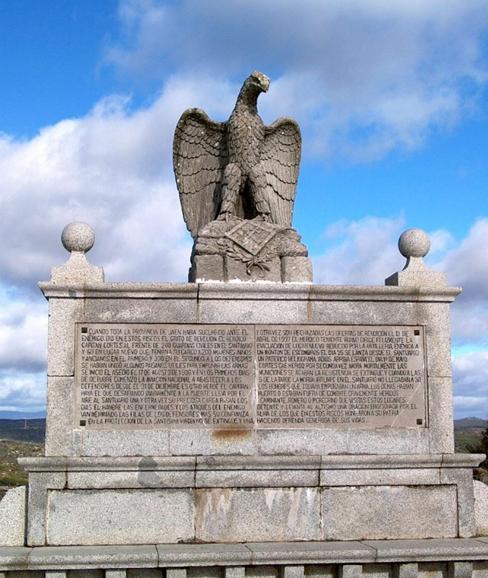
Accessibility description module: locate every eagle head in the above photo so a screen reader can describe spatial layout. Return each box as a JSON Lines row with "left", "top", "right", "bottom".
{"left": 248, "top": 70, "right": 270, "bottom": 93}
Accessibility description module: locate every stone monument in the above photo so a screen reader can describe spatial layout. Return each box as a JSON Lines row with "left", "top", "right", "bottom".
{"left": 0, "top": 71, "right": 487, "bottom": 578}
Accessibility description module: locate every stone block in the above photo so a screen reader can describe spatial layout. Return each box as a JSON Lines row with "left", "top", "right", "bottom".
{"left": 321, "top": 486, "right": 458, "bottom": 540}
{"left": 45, "top": 572, "right": 67, "bottom": 578}
{"left": 197, "top": 299, "right": 309, "bottom": 324}
{"left": 246, "top": 542, "right": 376, "bottom": 564}
{"left": 339, "top": 566, "right": 363, "bottom": 578}
{"left": 428, "top": 377, "right": 455, "bottom": 454}
{"left": 81, "top": 431, "right": 170, "bottom": 457}
{"left": 127, "top": 571, "right": 162, "bottom": 578}
{"left": 47, "top": 298, "right": 83, "bottom": 377}
{"left": 474, "top": 480, "right": 488, "bottom": 536}
{"left": 393, "top": 563, "right": 418, "bottom": 578}
{"left": 169, "top": 429, "right": 257, "bottom": 456}
{"left": 257, "top": 429, "right": 349, "bottom": 456}
{"left": 191, "top": 255, "right": 224, "bottom": 282}
{"left": 156, "top": 544, "right": 252, "bottom": 567}
{"left": 46, "top": 489, "right": 194, "bottom": 545}
{"left": 416, "top": 303, "right": 452, "bottom": 378}
{"left": 83, "top": 298, "right": 198, "bottom": 324}
{"left": 28, "top": 545, "right": 158, "bottom": 569}
{"left": 0, "top": 547, "right": 30, "bottom": 570}
{"left": 195, "top": 469, "right": 318, "bottom": 488}
{"left": 448, "top": 562, "right": 473, "bottom": 578}
{"left": 45, "top": 377, "right": 75, "bottom": 456}
{"left": 27, "top": 472, "right": 66, "bottom": 546}
{"left": 166, "top": 570, "right": 187, "bottom": 578}
{"left": 320, "top": 468, "right": 439, "bottom": 487}
{"left": 105, "top": 572, "right": 126, "bottom": 578}
{"left": 223, "top": 255, "right": 282, "bottom": 282}
{"left": 440, "top": 468, "right": 476, "bottom": 537}
{"left": 281, "top": 566, "right": 305, "bottom": 578}
{"left": 344, "top": 429, "right": 428, "bottom": 456}
{"left": 195, "top": 487, "right": 321, "bottom": 542}
{"left": 225, "top": 256, "right": 251, "bottom": 282}
{"left": 67, "top": 470, "right": 194, "bottom": 489}
{"left": 363, "top": 564, "right": 391, "bottom": 578}
{"left": 0, "top": 487, "right": 26, "bottom": 546}
{"left": 281, "top": 257, "right": 312, "bottom": 283}
{"left": 309, "top": 301, "right": 419, "bottom": 326}
{"left": 225, "top": 568, "right": 246, "bottom": 578}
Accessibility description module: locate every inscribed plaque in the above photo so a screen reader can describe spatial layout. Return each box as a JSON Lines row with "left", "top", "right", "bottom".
{"left": 75, "top": 324, "right": 426, "bottom": 429}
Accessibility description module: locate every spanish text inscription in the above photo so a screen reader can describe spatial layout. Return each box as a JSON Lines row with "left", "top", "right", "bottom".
{"left": 75, "top": 324, "right": 426, "bottom": 429}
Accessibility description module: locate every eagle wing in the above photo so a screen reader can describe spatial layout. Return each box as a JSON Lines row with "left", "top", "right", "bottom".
{"left": 261, "top": 118, "right": 301, "bottom": 227}
{"left": 173, "top": 108, "right": 228, "bottom": 237}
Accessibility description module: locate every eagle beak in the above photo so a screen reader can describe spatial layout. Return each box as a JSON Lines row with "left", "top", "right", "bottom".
{"left": 262, "top": 77, "right": 270, "bottom": 92}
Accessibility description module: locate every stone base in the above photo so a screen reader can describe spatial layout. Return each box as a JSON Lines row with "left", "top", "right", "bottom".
{"left": 189, "top": 216, "right": 312, "bottom": 282}
{"left": 19, "top": 454, "right": 484, "bottom": 546}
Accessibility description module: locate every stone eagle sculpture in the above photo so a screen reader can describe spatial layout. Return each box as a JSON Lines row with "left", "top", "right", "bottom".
{"left": 173, "top": 71, "right": 301, "bottom": 238}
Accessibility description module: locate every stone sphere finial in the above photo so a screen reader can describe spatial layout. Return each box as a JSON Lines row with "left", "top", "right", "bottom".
{"left": 398, "top": 228, "right": 430, "bottom": 259}
{"left": 61, "top": 222, "right": 95, "bottom": 254}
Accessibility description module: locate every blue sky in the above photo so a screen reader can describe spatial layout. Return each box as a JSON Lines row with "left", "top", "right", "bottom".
{"left": 0, "top": 0, "right": 487, "bottom": 419}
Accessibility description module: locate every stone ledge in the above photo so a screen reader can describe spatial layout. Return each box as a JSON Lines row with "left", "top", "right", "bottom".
{"left": 1, "top": 540, "right": 488, "bottom": 570}
{"left": 19, "top": 454, "right": 485, "bottom": 473}
{"left": 38, "top": 281, "right": 462, "bottom": 302}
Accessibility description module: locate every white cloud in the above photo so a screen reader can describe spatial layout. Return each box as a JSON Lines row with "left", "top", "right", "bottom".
{"left": 312, "top": 216, "right": 405, "bottom": 284}
{"left": 0, "top": 75, "right": 241, "bottom": 288}
{"left": 0, "top": 288, "right": 47, "bottom": 373}
{"left": 0, "top": 371, "right": 46, "bottom": 413}
{"left": 453, "top": 350, "right": 488, "bottom": 419}
{"left": 104, "top": 0, "right": 488, "bottom": 161}
{"left": 436, "top": 219, "right": 488, "bottom": 344}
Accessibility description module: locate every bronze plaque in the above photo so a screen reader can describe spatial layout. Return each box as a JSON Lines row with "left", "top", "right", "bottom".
{"left": 75, "top": 324, "right": 426, "bottom": 429}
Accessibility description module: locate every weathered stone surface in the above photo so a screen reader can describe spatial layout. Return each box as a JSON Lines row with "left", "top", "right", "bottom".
{"left": 339, "top": 565, "right": 363, "bottom": 578}
{"left": 440, "top": 468, "right": 476, "bottom": 537}
{"left": 474, "top": 480, "right": 488, "bottom": 536}
{"left": 0, "top": 547, "right": 30, "bottom": 569}
{"left": 246, "top": 542, "right": 376, "bottom": 564}
{"left": 27, "top": 472, "right": 66, "bottom": 546}
{"left": 281, "top": 256, "right": 313, "bottom": 283}
{"left": 47, "top": 299, "right": 83, "bottom": 377}
{"left": 320, "top": 468, "right": 439, "bottom": 487}
{"left": 195, "top": 469, "right": 318, "bottom": 488}
{"left": 365, "top": 538, "right": 488, "bottom": 562}
{"left": 322, "top": 486, "right": 458, "bottom": 540}
{"left": 156, "top": 544, "right": 252, "bottom": 567}
{"left": 282, "top": 566, "right": 305, "bottom": 578}
{"left": 392, "top": 563, "right": 418, "bottom": 578}
{"left": 0, "top": 487, "right": 26, "bottom": 546}
{"left": 190, "top": 255, "right": 224, "bottom": 282}
{"left": 27, "top": 545, "right": 158, "bottom": 569}
{"left": 197, "top": 298, "right": 309, "bottom": 324}
{"left": 195, "top": 488, "right": 320, "bottom": 542}
{"left": 81, "top": 431, "right": 170, "bottom": 457}
{"left": 47, "top": 490, "right": 194, "bottom": 545}
{"left": 448, "top": 562, "right": 473, "bottom": 578}
{"left": 45, "top": 377, "right": 76, "bottom": 456}
{"left": 170, "top": 429, "right": 257, "bottom": 455}
{"left": 67, "top": 470, "right": 195, "bottom": 489}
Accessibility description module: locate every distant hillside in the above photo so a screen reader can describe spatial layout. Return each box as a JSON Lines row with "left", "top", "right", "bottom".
{"left": 0, "top": 419, "right": 45, "bottom": 443}
{"left": 0, "top": 411, "right": 46, "bottom": 420}
{"left": 454, "top": 417, "right": 488, "bottom": 431}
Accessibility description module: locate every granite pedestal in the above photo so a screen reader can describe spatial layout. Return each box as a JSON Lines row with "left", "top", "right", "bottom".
{"left": 0, "top": 224, "right": 486, "bottom": 577}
